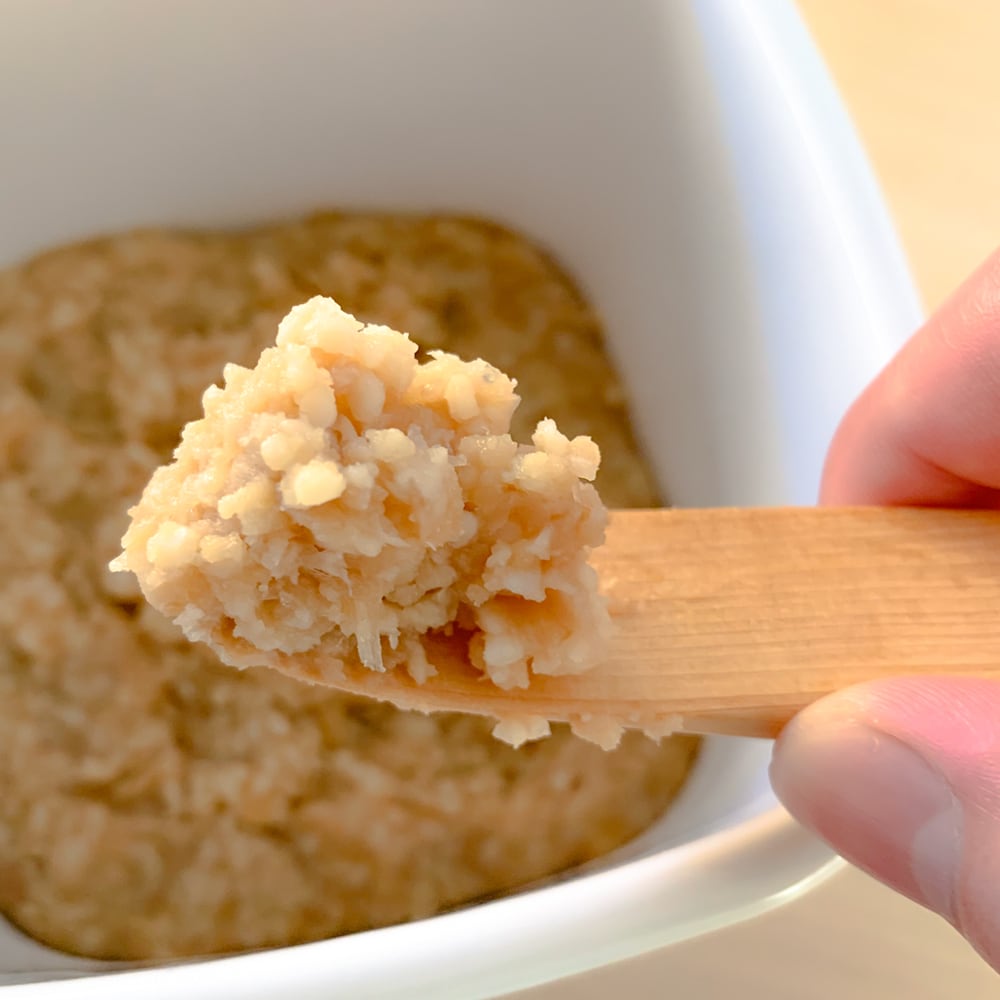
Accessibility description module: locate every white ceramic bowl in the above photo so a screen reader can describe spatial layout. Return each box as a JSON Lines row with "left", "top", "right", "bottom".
{"left": 0, "top": 0, "right": 920, "bottom": 996}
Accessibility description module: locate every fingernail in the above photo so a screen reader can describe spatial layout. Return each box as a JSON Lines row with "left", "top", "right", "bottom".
{"left": 771, "top": 717, "right": 962, "bottom": 919}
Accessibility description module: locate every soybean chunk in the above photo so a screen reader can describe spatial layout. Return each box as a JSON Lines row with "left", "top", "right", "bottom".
{"left": 113, "top": 296, "right": 611, "bottom": 704}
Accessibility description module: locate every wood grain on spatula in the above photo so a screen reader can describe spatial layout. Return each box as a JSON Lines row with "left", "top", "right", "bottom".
{"left": 330, "top": 507, "right": 1000, "bottom": 739}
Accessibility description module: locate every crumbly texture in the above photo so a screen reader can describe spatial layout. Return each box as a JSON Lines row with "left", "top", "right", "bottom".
{"left": 114, "top": 296, "right": 610, "bottom": 693}
{"left": 0, "top": 213, "right": 696, "bottom": 961}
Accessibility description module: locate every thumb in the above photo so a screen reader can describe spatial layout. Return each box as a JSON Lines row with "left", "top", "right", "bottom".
{"left": 770, "top": 677, "right": 1000, "bottom": 970}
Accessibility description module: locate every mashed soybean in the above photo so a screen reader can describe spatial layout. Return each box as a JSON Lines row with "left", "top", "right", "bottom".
{"left": 0, "top": 214, "right": 697, "bottom": 960}
{"left": 113, "top": 296, "right": 610, "bottom": 700}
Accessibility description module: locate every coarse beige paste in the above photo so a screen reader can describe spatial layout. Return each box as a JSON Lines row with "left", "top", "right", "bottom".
{"left": 0, "top": 213, "right": 698, "bottom": 960}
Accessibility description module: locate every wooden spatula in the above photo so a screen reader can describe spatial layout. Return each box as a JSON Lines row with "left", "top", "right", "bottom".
{"left": 326, "top": 506, "right": 1000, "bottom": 739}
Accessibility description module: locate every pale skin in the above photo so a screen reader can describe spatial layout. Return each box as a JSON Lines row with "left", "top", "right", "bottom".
{"left": 770, "top": 248, "right": 1000, "bottom": 972}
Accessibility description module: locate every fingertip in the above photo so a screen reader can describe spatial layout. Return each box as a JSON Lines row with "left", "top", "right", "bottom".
{"left": 773, "top": 676, "right": 1000, "bottom": 970}
{"left": 771, "top": 682, "right": 962, "bottom": 922}
{"left": 821, "top": 245, "right": 1000, "bottom": 507}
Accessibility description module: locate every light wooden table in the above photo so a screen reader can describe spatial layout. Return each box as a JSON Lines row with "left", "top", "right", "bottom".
{"left": 519, "top": 3, "right": 1000, "bottom": 996}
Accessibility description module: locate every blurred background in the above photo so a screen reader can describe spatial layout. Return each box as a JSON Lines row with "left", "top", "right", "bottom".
{"left": 802, "top": 0, "right": 996, "bottom": 312}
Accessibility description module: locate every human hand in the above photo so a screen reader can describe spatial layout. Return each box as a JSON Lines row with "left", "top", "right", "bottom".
{"left": 770, "top": 248, "right": 1000, "bottom": 972}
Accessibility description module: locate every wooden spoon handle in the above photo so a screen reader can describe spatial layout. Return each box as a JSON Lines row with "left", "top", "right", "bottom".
{"left": 587, "top": 505, "right": 1000, "bottom": 737}
{"left": 330, "top": 506, "right": 1000, "bottom": 740}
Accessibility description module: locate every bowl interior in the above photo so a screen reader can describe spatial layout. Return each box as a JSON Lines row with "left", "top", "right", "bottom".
{"left": 0, "top": 0, "right": 850, "bottom": 985}
{"left": 2, "top": 0, "right": 793, "bottom": 512}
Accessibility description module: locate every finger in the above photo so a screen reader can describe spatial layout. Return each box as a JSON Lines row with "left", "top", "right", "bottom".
{"left": 770, "top": 677, "right": 1000, "bottom": 972}
{"left": 823, "top": 247, "right": 1000, "bottom": 507}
